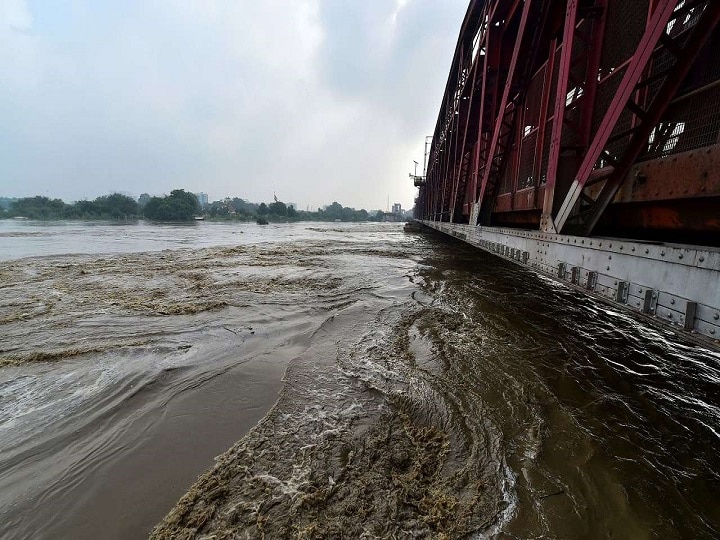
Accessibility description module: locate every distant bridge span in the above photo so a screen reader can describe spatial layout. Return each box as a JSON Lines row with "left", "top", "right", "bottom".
{"left": 415, "top": 0, "right": 720, "bottom": 343}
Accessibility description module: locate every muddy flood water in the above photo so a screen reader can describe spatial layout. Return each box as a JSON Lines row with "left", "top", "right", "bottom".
{"left": 0, "top": 220, "right": 719, "bottom": 539}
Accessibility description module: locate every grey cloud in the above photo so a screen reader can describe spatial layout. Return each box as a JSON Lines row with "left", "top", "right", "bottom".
{"left": 0, "top": 0, "right": 466, "bottom": 210}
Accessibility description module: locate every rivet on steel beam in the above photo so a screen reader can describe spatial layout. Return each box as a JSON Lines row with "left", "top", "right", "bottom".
{"left": 679, "top": 254, "right": 683, "bottom": 259}
{"left": 699, "top": 256, "right": 705, "bottom": 262}
{"left": 661, "top": 251, "right": 665, "bottom": 256}
{"left": 670, "top": 299, "right": 675, "bottom": 305}
{"left": 714, "top": 314, "right": 719, "bottom": 320}
{"left": 645, "top": 249, "right": 649, "bottom": 254}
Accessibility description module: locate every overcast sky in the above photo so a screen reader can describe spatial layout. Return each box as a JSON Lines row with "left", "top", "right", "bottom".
{"left": 0, "top": 0, "right": 466, "bottom": 210}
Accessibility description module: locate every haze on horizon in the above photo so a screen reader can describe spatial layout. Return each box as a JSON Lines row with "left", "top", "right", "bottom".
{"left": 0, "top": 0, "right": 467, "bottom": 211}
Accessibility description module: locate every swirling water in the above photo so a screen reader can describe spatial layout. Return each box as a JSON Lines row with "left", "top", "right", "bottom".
{"left": 0, "top": 220, "right": 718, "bottom": 539}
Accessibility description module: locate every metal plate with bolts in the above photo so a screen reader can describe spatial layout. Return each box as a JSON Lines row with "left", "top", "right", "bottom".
{"left": 643, "top": 290, "right": 659, "bottom": 314}
{"left": 685, "top": 301, "right": 698, "bottom": 331}
{"left": 617, "top": 281, "right": 630, "bottom": 303}
{"left": 587, "top": 271, "right": 598, "bottom": 290}
{"left": 420, "top": 221, "right": 720, "bottom": 343}
{"left": 571, "top": 267, "right": 581, "bottom": 285}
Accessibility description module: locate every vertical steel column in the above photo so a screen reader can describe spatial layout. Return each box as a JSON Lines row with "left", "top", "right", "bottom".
{"left": 541, "top": 0, "right": 578, "bottom": 232}
{"left": 451, "top": 7, "right": 489, "bottom": 223}
{"left": 476, "top": 0, "right": 534, "bottom": 223}
{"left": 467, "top": 23, "right": 500, "bottom": 223}
{"left": 446, "top": 45, "right": 467, "bottom": 222}
{"left": 532, "top": 38, "right": 557, "bottom": 209}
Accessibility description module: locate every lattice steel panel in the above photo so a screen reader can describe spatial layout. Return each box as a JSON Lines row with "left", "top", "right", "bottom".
{"left": 643, "top": 85, "right": 720, "bottom": 159}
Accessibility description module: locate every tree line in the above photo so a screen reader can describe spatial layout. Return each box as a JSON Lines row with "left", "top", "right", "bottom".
{"left": 0, "top": 190, "right": 201, "bottom": 222}
{"left": 0, "top": 190, "right": 396, "bottom": 222}
{"left": 207, "top": 199, "right": 387, "bottom": 222}
{"left": 2, "top": 194, "right": 140, "bottom": 220}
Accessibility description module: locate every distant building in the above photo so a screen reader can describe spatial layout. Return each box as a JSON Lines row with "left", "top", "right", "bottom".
{"left": 194, "top": 192, "right": 209, "bottom": 208}
{"left": 392, "top": 203, "right": 402, "bottom": 215}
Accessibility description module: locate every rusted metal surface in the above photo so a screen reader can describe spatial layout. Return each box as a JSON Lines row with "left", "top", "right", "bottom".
{"left": 612, "top": 145, "right": 720, "bottom": 202}
{"left": 416, "top": 0, "right": 720, "bottom": 245}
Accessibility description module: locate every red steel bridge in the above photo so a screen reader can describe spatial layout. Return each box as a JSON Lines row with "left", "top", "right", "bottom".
{"left": 415, "top": 0, "right": 720, "bottom": 343}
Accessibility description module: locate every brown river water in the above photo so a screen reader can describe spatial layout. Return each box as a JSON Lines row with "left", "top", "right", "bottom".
{"left": 0, "top": 220, "right": 718, "bottom": 539}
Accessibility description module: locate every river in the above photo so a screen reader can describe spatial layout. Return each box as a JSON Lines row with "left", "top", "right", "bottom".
{"left": 0, "top": 220, "right": 718, "bottom": 539}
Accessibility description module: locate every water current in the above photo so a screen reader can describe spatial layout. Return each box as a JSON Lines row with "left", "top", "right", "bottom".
{"left": 0, "top": 220, "right": 718, "bottom": 539}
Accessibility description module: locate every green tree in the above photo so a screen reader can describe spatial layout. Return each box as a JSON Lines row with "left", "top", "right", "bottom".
{"left": 230, "top": 198, "right": 258, "bottom": 214}
{"left": 93, "top": 194, "right": 138, "bottom": 219}
{"left": 268, "top": 201, "right": 287, "bottom": 216}
{"left": 9, "top": 196, "right": 69, "bottom": 219}
{"left": 322, "top": 202, "right": 342, "bottom": 220}
{"left": 143, "top": 189, "right": 200, "bottom": 221}
{"left": 257, "top": 202, "right": 269, "bottom": 215}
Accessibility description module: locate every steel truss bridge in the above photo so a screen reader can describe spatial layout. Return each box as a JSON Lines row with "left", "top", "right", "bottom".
{"left": 415, "top": 0, "right": 720, "bottom": 343}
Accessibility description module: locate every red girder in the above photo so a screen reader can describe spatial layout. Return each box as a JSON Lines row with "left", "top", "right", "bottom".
{"left": 416, "top": 0, "right": 720, "bottom": 241}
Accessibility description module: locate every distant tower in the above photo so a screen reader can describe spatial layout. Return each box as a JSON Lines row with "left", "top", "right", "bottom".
{"left": 194, "top": 192, "right": 209, "bottom": 209}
